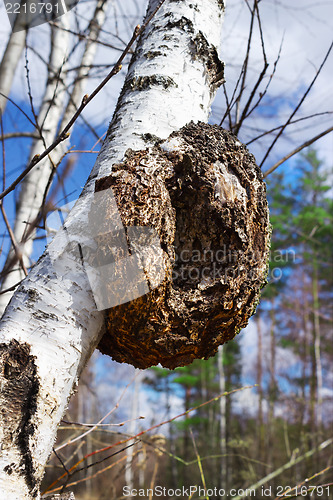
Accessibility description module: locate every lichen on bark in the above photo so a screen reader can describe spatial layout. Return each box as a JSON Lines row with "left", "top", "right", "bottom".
{"left": 96, "top": 121, "right": 270, "bottom": 369}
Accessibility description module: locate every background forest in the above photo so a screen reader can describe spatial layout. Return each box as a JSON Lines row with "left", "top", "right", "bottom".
{"left": 0, "top": 0, "right": 332, "bottom": 498}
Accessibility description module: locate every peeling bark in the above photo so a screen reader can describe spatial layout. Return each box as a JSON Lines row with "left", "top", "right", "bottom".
{"left": 97, "top": 122, "right": 270, "bottom": 368}
{"left": 42, "top": 494, "right": 75, "bottom": 500}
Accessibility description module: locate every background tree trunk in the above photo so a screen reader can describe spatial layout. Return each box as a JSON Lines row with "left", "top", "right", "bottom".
{"left": 218, "top": 345, "right": 227, "bottom": 491}
{"left": 0, "top": 12, "right": 27, "bottom": 115}
{"left": 0, "top": 1, "right": 226, "bottom": 497}
{"left": 0, "top": 18, "right": 69, "bottom": 312}
{"left": 0, "top": 0, "right": 109, "bottom": 312}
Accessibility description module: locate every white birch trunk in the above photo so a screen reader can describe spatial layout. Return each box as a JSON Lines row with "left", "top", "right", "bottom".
{"left": 0, "top": 12, "right": 27, "bottom": 114}
{"left": 0, "top": 1, "right": 225, "bottom": 498}
{"left": 58, "top": 0, "right": 108, "bottom": 132}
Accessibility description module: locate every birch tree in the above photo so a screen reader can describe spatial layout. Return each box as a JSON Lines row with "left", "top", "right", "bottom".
{"left": 0, "top": 0, "right": 109, "bottom": 313}
{"left": 0, "top": 0, "right": 332, "bottom": 497}
{"left": 0, "top": 1, "right": 257, "bottom": 497}
{"left": 0, "top": 10, "right": 27, "bottom": 115}
{"left": 0, "top": 17, "right": 70, "bottom": 312}
{"left": 0, "top": 0, "right": 269, "bottom": 500}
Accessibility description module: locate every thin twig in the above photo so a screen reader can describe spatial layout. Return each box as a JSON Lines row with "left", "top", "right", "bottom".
{"left": 233, "top": 0, "right": 256, "bottom": 129}
{"left": 24, "top": 45, "right": 41, "bottom": 139}
{"left": 233, "top": 0, "right": 269, "bottom": 135}
{"left": 46, "top": 385, "right": 253, "bottom": 494}
{"left": 1, "top": 112, "right": 5, "bottom": 190}
{"left": 260, "top": 41, "right": 333, "bottom": 168}
{"left": 43, "top": 442, "right": 139, "bottom": 495}
{"left": 221, "top": 82, "right": 233, "bottom": 129}
{"left": 190, "top": 428, "right": 209, "bottom": 500}
{"left": 56, "top": 371, "right": 142, "bottom": 452}
{"left": 44, "top": 452, "right": 131, "bottom": 495}
{"left": 272, "top": 465, "right": 333, "bottom": 499}
{"left": 246, "top": 111, "right": 333, "bottom": 145}
{"left": 232, "top": 438, "right": 333, "bottom": 500}
{"left": 0, "top": 115, "right": 29, "bottom": 278}
{"left": 0, "top": 280, "right": 24, "bottom": 295}
{"left": 0, "top": 156, "right": 74, "bottom": 281}
{"left": 263, "top": 125, "right": 333, "bottom": 178}
{"left": 0, "top": 204, "right": 28, "bottom": 277}
{"left": 48, "top": 21, "right": 129, "bottom": 53}
{"left": 244, "top": 36, "right": 283, "bottom": 123}
{"left": 0, "top": 132, "right": 40, "bottom": 141}
{"left": 0, "top": 92, "right": 36, "bottom": 128}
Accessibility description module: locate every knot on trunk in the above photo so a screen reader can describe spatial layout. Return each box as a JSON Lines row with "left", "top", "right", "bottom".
{"left": 96, "top": 122, "right": 270, "bottom": 369}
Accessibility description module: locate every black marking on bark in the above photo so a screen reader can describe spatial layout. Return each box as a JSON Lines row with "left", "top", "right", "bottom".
{"left": 43, "top": 493, "right": 75, "bottom": 500}
{"left": 140, "top": 133, "right": 163, "bottom": 146}
{"left": 20, "top": 287, "right": 40, "bottom": 308}
{"left": 128, "top": 75, "right": 177, "bottom": 91}
{"left": 4, "top": 463, "right": 15, "bottom": 474}
{"left": 32, "top": 310, "right": 58, "bottom": 322}
{"left": 164, "top": 15, "right": 194, "bottom": 34}
{"left": 0, "top": 339, "right": 40, "bottom": 496}
{"left": 192, "top": 31, "right": 225, "bottom": 89}
{"left": 144, "top": 50, "right": 163, "bottom": 59}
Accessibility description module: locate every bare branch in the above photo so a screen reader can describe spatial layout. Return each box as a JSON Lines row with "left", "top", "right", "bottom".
{"left": 233, "top": 0, "right": 269, "bottom": 135}
{"left": 0, "top": 205, "right": 28, "bottom": 278}
{"left": 0, "top": 0, "right": 167, "bottom": 202}
{"left": 263, "top": 125, "right": 333, "bottom": 178}
{"left": 260, "top": 41, "right": 333, "bottom": 168}
{"left": 0, "top": 132, "right": 40, "bottom": 141}
{"left": 246, "top": 111, "right": 333, "bottom": 145}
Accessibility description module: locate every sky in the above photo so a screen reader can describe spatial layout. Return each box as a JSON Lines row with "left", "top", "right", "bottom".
{"left": 1, "top": 0, "right": 332, "bottom": 165}
{"left": 0, "top": 0, "right": 332, "bottom": 425}
{"left": 218, "top": 0, "right": 333, "bottom": 167}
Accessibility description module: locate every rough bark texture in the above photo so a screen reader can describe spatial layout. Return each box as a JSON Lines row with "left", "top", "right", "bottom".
{"left": 96, "top": 121, "right": 270, "bottom": 368}
{"left": 0, "top": 340, "right": 40, "bottom": 497}
{"left": 42, "top": 494, "right": 75, "bottom": 500}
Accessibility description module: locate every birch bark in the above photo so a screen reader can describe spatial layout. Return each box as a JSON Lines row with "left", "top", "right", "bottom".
{"left": 0, "top": 12, "right": 27, "bottom": 114}
{"left": 0, "top": 1, "right": 225, "bottom": 498}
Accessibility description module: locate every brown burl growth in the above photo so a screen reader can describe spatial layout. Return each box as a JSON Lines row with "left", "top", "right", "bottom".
{"left": 96, "top": 122, "right": 270, "bottom": 369}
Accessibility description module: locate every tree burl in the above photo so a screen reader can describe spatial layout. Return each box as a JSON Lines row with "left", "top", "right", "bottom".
{"left": 95, "top": 121, "right": 270, "bottom": 369}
